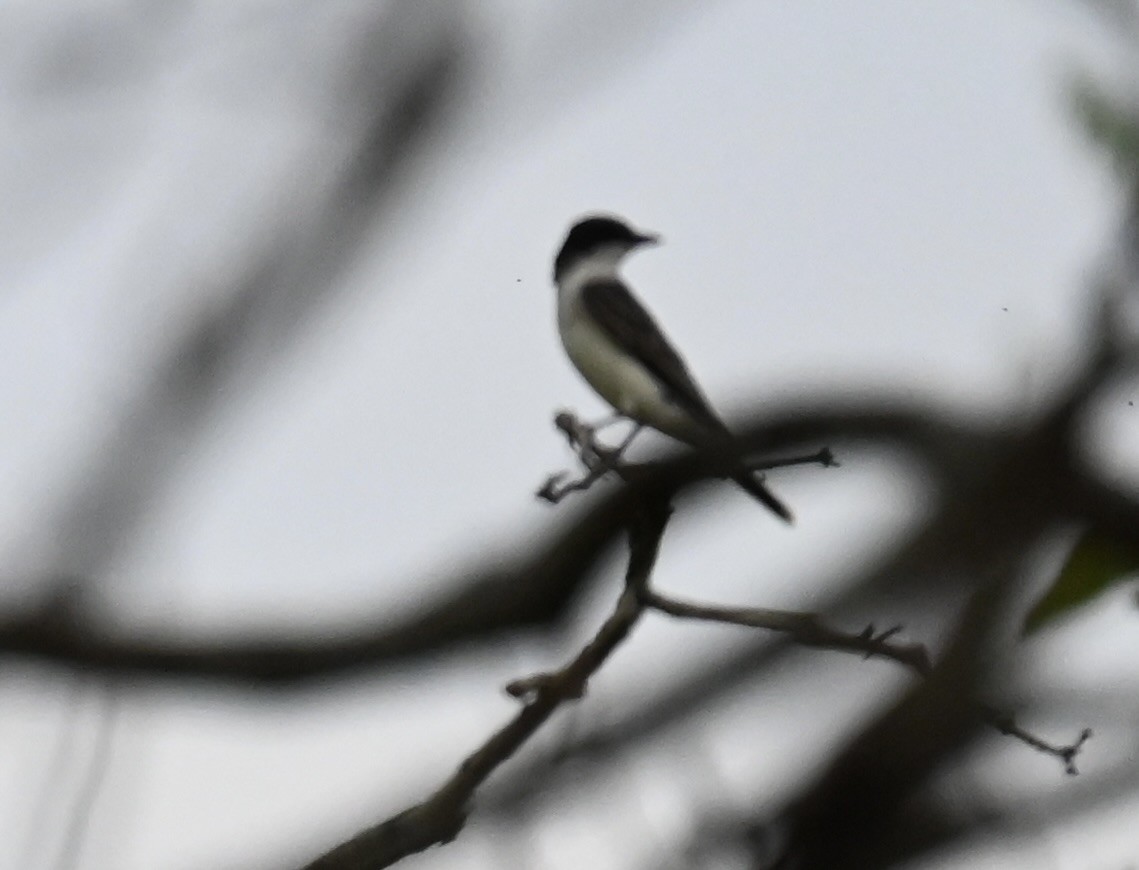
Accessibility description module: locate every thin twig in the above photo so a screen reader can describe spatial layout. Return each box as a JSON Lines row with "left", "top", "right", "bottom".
{"left": 748, "top": 446, "right": 838, "bottom": 471}
{"left": 642, "top": 588, "right": 1090, "bottom": 772}
{"left": 300, "top": 501, "right": 673, "bottom": 870}
{"left": 989, "top": 715, "right": 1093, "bottom": 775}
{"left": 641, "top": 589, "right": 933, "bottom": 675}
{"left": 537, "top": 412, "right": 635, "bottom": 502}
{"left": 538, "top": 410, "right": 835, "bottom": 504}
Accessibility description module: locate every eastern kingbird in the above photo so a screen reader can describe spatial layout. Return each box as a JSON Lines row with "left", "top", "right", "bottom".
{"left": 553, "top": 214, "right": 792, "bottom": 522}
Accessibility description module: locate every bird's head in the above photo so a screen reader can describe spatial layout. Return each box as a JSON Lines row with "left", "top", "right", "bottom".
{"left": 554, "top": 214, "right": 659, "bottom": 283}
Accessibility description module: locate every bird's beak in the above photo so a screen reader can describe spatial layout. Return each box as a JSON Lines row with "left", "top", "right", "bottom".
{"left": 635, "top": 231, "right": 661, "bottom": 247}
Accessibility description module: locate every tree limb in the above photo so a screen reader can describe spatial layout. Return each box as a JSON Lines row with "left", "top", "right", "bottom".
{"left": 298, "top": 501, "right": 673, "bottom": 870}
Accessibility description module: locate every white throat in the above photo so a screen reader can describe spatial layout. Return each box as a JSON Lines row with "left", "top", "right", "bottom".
{"left": 556, "top": 245, "right": 628, "bottom": 299}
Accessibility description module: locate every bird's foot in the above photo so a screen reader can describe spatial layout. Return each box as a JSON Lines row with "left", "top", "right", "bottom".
{"left": 540, "top": 412, "right": 643, "bottom": 503}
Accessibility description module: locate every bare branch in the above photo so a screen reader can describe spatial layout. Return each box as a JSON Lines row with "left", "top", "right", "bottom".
{"left": 642, "top": 588, "right": 933, "bottom": 675}
{"left": 298, "top": 501, "right": 673, "bottom": 870}
{"left": 642, "top": 589, "right": 1090, "bottom": 772}
{"left": 989, "top": 715, "right": 1093, "bottom": 775}
{"left": 3, "top": 386, "right": 1136, "bottom": 691}
{"left": 0, "top": 399, "right": 938, "bottom": 684}
{"left": 537, "top": 409, "right": 836, "bottom": 504}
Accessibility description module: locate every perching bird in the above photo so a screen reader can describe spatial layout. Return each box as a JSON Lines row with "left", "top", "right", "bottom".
{"left": 553, "top": 214, "right": 791, "bottom": 522}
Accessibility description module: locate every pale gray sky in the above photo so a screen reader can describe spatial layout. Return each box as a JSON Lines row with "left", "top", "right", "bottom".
{"left": 0, "top": 2, "right": 1136, "bottom": 869}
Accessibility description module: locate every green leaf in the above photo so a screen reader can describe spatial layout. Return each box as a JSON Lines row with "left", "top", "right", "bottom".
{"left": 1024, "top": 528, "right": 1139, "bottom": 635}
{"left": 1069, "top": 75, "right": 1139, "bottom": 179}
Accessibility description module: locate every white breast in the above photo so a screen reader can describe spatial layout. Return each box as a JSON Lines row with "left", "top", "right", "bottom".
{"left": 555, "top": 261, "right": 701, "bottom": 441}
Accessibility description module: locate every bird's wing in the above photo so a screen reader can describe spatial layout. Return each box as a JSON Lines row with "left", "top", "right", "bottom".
{"left": 580, "top": 278, "right": 724, "bottom": 433}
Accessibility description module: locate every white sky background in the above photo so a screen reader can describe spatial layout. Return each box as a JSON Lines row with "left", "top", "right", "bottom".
{"left": 0, "top": 1, "right": 1137, "bottom": 869}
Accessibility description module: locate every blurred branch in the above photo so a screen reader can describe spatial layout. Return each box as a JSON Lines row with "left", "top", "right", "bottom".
{"left": 18, "top": 681, "right": 87, "bottom": 870}
{"left": 299, "top": 340, "right": 1119, "bottom": 867}
{"left": 0, "top": 336, "right": 1124, "bottom": 870}
{"left": 49, "top": 4, "right": 469, "bottom": 580}
{"left": 482, "top": 577, "right": 1088, "bottom": 829}
{"left": 0, "top": 323, "right": 1119, "bottom": 869}
{"left": 306, "top": 332, "right": 1132, "bottom": 864}
{"left": 754, "top": 555, "right": 1021, "bottom": 870}
{"left": 645, "top": 590, "right": 1090, "bottom": 771}
{"left": 0, "top": 481, "right": 649, "bottom": 685}
{"left": 739, "top": 336, "right": 1132, "bottom": 868}
{"left": 0, "top": 397, "right": 965, "bottom": 683}
{"left": 50, "top": 687, "right": 120, "bottom": 870}
{"left": 478, "top": 337, "right": 1128, "bottom": 825}
{"left": 1077, "top": 0, "right": 1139, "bottom": 38}
{"left": 298, "top": 500, "right": 673, "bottom": 870}
{"left": 2, "top": 365, "right": 1136, "bottom": 686}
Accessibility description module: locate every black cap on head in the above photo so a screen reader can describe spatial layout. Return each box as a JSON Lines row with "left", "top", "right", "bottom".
{"left": 554, "top": 214, "right": 658, "bottom": 281}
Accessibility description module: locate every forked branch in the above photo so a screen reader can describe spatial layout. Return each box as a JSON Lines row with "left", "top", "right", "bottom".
{"left": 300, "top": 501, "right": 673, "bottom": 870}
{"left": 537, "top": 409, "right": 835, "bottom": 504}
{"left": 642, "top": 588, "right": 1091, "bottom": 772}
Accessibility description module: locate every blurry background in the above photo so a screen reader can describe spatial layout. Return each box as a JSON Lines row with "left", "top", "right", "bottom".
{"left": 0, "top": 1, "right": 1137, "bottom": 868}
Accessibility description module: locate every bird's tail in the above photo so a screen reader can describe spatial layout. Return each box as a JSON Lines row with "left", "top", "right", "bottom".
{"left": 688, "top": 418, "right": 793, "bottom": 523}
{"left": 731, "top": 471, "right": 793, "bottom": 523}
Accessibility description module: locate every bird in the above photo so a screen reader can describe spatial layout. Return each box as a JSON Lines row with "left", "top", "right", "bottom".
{"left": 552, "top": 214, "right": 792, "bottom": 522}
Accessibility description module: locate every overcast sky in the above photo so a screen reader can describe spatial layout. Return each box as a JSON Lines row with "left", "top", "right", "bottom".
{"left": 0, "top": 2, "right": 1136, "bottom": 869}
